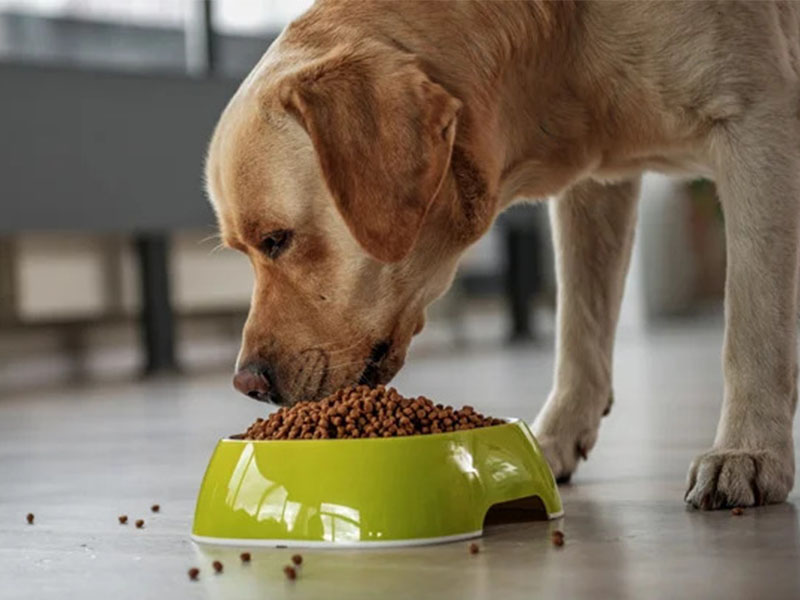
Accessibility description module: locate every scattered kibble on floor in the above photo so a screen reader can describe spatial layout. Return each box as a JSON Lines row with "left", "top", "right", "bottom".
{"left": 212, "top": 560, "right": 223, "bottom": 573}
{"left": 283, "top": 565, "right": 297, "bottom": 580}
{"left": 240, "top": 552, "right": 251, "bottom": 563}
{"left": 26, "top": 513, "right": 34, "bottom": 525}
{"left": 291, "top": 554, "right": 303, "bottom": 566}
{"left": 732, "top": 507, "right": 744, "bottom": 516}
{"left": 551, "top": 530, "right": 565, "bottom": 547}
{"left": 118, "top": 515, "right": 128, "bottom": 525}
{"left": 151, "top": 504, "right": 160, "bottom": 513}
{"left": 188, "top": 567, "right": 199, "bottom": 581}
{"left": 469, "top": 542, "right": 480, "bottom": 554}
{"left": 135, "top": 519, "right": 144, "bottom": 529}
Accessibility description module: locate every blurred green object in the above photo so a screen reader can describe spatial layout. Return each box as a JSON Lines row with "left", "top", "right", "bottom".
{"left": 192, "top": 419, "right": 562, "bottom": 547}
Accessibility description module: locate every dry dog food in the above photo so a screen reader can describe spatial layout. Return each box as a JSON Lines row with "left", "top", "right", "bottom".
{"left": 135, "top": 519, "right": 144, "bottom": 529}
{"left": 118, "top": 515, "right": 128, "bottom": 525}
{"left": 283, "top": 565, "right": 297, "bottom": 580}
{"left": 240, "top": 552, "right": 251, "bottom": 563}
{"left": 26, "top": 513, "right": 34, "bottom": 525}
{"left": 188, "top": 567, "right": 200, "bottom": 581}
{"left": 212, "top": 560, "right": 223, "bottom": 573}
{"left": 242, "top": 385, "right": 504, "bottom": 440}
{"left": 151, "top": 504, "right": 160, "bottom": 513}
{"left": 731, "top": 507, "right": 744, "bottom": 516}
{"left": 469, "top": 542, "right": 480, "bottom": 555}
{"left": 291, "top": 554, "right": 303, "bottom": 566}
{"left": 551, "top": 530, "right": 565, "bottom": 547}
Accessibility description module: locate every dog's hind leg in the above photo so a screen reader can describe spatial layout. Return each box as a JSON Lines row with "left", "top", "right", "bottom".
{"left": 685, "top": 108, "right": 799, "bottom": 509}
{"left": 533, "top": 177, "right": 640, "bottom": 481}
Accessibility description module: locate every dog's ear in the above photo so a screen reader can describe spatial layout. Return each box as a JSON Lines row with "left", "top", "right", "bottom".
{"left": 279, "top": 48, "right": 461, "bottom": 262}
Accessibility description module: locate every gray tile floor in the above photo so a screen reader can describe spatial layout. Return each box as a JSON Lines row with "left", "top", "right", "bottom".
{"left": 1, "top": 320, "right": 799, "bottom": 599}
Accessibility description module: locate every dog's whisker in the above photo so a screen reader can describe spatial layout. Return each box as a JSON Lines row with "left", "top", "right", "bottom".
{"left": 314, "top": 331, "right": 372, "bottom": 351}
{"left": 325, "top": 357, "right": 365, "bottom": 370}
{"left": 314, "top": 336, "right": 373, "bottom": 358}
{"left": 198, "top": 232, "right": 227, "bottom": 255}
{"left": 324, "top": 345, "right": 367, "bottom": 359}
{"left": 325, "top": 359, "right": 368, "bottom": 373}
{"left": 198, "top": 232, "right": 222, "bottom": 245}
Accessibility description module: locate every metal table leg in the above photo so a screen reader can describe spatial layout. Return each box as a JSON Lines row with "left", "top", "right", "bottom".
{"left": 135, "top": 233, "right": 178, "bottom": 374}
{"left": 505, "top": 225, "right": 540, "bottom": 342}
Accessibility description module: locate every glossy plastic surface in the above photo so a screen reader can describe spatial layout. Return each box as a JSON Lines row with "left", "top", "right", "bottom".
{"left": 192, "top": 419, "right": 562, "bottom": 547}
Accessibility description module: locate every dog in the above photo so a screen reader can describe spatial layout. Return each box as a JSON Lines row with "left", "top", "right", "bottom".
{"left": 205, "top": 0, "right": 799, "bottom": 510}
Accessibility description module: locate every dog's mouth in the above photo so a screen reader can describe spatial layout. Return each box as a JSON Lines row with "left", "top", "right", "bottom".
{"left": 358, "top": 340, "right": 391, "bottom": 387}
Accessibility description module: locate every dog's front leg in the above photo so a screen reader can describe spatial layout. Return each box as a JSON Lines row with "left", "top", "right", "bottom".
{"left": 685, "top": 114, "right": 798, "bottom": 509}
{"left": 533, "top": 177, "right": 640, "bottom": 481}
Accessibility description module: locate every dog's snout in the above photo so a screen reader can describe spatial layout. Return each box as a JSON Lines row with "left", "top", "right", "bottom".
{"left": 233, "top": 363, "right": 280, "bottom": 404}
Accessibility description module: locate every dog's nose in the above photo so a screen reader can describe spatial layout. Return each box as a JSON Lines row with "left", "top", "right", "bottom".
{"left": 233, "top": 364, "right": 275, "bottom": 403}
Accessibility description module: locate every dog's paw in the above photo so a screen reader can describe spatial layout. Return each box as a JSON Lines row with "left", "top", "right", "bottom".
{"left": 684, "top": 448, "right": 794, "bottom": 510}
{"left": 535, "top": 431, "right": 596, "bottom": 483}
{"left": 532, "top": 390, "right": 612, "bottom": 482}
{"left": 533, "top": 418, "right": 600, "bottom": 483}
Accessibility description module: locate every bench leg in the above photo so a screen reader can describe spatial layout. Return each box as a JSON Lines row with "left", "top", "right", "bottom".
{"left": 135, "top": 233, "right": 178, "bottom": 375}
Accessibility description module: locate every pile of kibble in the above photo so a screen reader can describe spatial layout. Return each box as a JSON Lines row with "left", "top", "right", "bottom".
{"left": 242, "top": 385, "right": 505, "bottom": 440}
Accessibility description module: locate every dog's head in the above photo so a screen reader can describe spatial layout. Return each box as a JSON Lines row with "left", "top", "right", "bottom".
{"left": 206, "top": 38, "right": 494, "bottom": 405}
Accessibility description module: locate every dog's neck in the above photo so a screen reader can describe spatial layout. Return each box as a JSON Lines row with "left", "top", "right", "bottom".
{"left": 411, "top": 1, "right": 601, "bottom": 207}
{"left": 358, "top": 1, "right": 604, "bottom": 229}
{"left": 276, "top": 1, "right": 618, "bottom": 242}
{"left": 367, "top": 2, "right": 605, "bottom": 206}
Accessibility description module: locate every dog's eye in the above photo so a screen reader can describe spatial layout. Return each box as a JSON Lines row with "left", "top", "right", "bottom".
{"left": 260, "top": 229, "right": 293, "bottom": 260}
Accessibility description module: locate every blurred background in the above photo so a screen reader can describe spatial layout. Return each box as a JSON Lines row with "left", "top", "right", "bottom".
{"left": 0, "top": 0, "right": 727, "bottom": 396}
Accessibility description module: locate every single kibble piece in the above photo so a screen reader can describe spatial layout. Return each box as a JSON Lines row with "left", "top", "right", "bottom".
{"left": 135, "top": 519, "right": 144, "bottom": 529}
{"left": 551, "top": 530, "right": 565, "bottom": 547}
{"left": 242, "top": 385, "right": 504, "bottom": 440}
{"left": 151, "top": 504, "right": 160, "bottom": 513}
{"left": 240, "top": 552, "right": 251, "bottom": 563}
{"left": 212, "top": 560, "right": 223, "bottom": 573}
{"left": 469, "top": 543, "right": 480, "bottom": 555}
{"left": 283, "top": 565, "right": 297, "bottom": 580}
{"left": 291, "top": 554, "right": 303, "bottom": 566}
{"left": 26, "top": 513, "right": 34, "bottom": 525}
{"left": 118, "top": 515, "right": 128, "bottom": 525}
{"left": 187, "top": 567, "right": 200, "bottom": 581}
{"left": 731, "top": 507, "right": 744, "bottom": 516}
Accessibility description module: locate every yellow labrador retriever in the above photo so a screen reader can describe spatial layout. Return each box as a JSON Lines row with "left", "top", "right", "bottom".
{"left": 205, "top": 1, "right": 799, "bottom": 509}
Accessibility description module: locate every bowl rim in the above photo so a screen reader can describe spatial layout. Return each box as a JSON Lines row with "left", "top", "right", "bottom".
{"left": 225, "top": 417, "right": 520, "bottom": 444}
{"left": 191, "top": 529, "right": 484, "bottom": 549}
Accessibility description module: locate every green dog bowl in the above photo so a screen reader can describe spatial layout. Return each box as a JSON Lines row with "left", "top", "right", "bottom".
{"left": 192, "top": 419, "right": 562, "bottom": 548}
